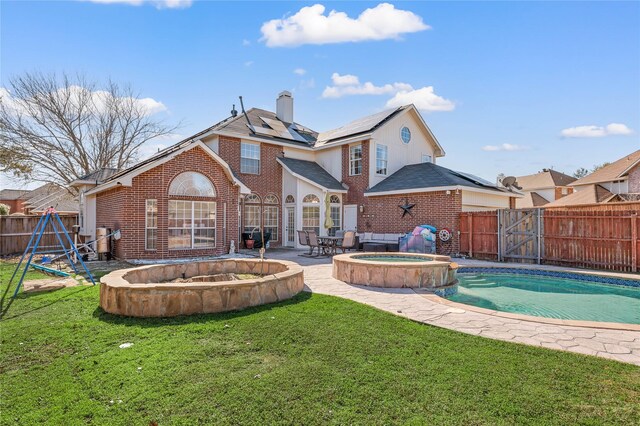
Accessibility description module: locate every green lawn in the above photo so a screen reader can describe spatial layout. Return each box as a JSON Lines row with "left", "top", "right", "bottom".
{"left": 1, "top": 262, "right": 639, "bottom": 425}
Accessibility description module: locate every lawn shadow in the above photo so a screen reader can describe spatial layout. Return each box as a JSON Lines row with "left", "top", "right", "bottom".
{"left": 0, "top": 285, "right": 93, "bottom": 320}
{"left": 92, "top": 290, "right": 313, "bottom": 327}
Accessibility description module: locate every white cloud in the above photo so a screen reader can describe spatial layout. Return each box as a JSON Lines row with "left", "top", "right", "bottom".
{"left": 386, "top": 86, "right": 455, "bottom": 112}
{"left": 293, "top": 68, "right": 307, "bottom": 76}
{"left": 83, "top": 0, "right": 192, "bottom": 9}
{"left": 322, "top": 73, "right": 454, "bottom": 112}
{"left": 560, "top": 123, "right": 634, "bottom": 138}
{"left": 1, "top": 86, "right": 167, "bottom": 116}
{"left": 322, "top": 73, "right": 412, "bottom": 98}
{"left": 482, "top": 143, "right": 529, "bottom": 152}
{"left": 260, "top": 3, "right": 429, "bottom": 47}
{"left": 138, "top": 133, "right": 184, "bottom": 159}
{"left": 242, "top": 39, "right": 251, "bottom": 46}
{"left": 244, "top": 61, "right": 254, "bottom": 67}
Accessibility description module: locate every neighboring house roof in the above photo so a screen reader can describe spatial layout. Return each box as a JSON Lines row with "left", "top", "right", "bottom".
{"left": 22, "top": 183, "right": 79, "bottom": 213}
{"left": 0, "top": 189, "right": 32, "bottom": 200}
{"left": 276, "top": 157, "right": 346, "bottom": 193}
{"left": 365, "top": 162, "right": 511, "bottom": 196}
{"left": 518, "top": 192, "right": 550, "bottom": 208}
{"left": 516, "top": 169, "right": 576, "bottom": 190}
{"left": 572, "top": 149, "right": 640, "bottom": 186}
{"left": 545, "top": 184, "right": 620, "bottom": 207}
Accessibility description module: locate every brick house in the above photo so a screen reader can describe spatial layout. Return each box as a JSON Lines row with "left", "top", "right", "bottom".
{"left": 74, "top": 91, "right": 515, "bottom": 259}
{"left": 513, "top": 169, "right": 576, "bottom": 208}
{"left": 546, "top": 149, "right": 640, "bottom": 207}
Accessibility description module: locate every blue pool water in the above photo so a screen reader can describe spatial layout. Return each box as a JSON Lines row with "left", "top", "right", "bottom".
{"left": 448, "top": 271, "right": 640, "bottom": 324}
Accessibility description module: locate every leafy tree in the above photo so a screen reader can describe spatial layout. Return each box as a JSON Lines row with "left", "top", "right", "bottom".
{"left": 0, "top": 72, "right": 178, "bottom": 186}
{"left": 0, "top": 203, "right": 10, "bottom": 215}
{"left": 572, "top": 167, "right": 589, "bottom": 179}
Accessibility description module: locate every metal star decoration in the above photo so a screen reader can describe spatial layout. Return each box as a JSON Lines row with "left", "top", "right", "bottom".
{"left": 399, "top": 199, "right": 415, "bottom": 218}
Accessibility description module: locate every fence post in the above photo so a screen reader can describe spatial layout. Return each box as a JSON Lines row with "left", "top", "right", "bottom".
{"left": 497, "top": 210, "right": 501, "bottom": 262}
{"left": 467, "top": 214, "right": 473, "bottom": 258}
{"left": 632, "top": 214, "right": 638, "bottom": 273}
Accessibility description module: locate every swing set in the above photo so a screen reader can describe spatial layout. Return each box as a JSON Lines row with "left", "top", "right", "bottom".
{"left": 8, "top": 207, "right": 96, "bottom": 298}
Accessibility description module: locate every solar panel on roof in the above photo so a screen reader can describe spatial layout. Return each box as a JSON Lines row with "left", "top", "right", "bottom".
{"left": 316, "top": 107, "right": 400, "bottom": 144}
{"left": 451, "top": 170, "right": 496, "bottom": 187}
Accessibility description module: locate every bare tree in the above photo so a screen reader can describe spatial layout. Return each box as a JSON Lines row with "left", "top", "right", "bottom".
{"left": 0, "top": 72, "right": 178, "bottom": 186}
{"left": 573, "top": 167, "right": 589, "bottom": 179}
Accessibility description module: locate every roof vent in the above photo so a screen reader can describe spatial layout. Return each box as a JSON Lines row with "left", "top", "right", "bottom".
{"left": 276, "top": 91, "right": 293, "bottom": 123}
{"left": 230, "top": 104, "right": 238, "bottom": 118}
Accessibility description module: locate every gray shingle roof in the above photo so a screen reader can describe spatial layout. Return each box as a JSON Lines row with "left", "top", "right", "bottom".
{"left": 277, "top": 157, "right": 345, "bottom": 191}
{"left": 366, "top": 162, "right": 506, "bottom": 194}
{"left": 0, "top": 189, "right": 32, "bottom": 200}
{"left": 75, "top": 168, "right": 119, "bottom": 183}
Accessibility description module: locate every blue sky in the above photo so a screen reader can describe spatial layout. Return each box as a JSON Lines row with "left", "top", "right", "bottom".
{"left": 1, "top": 1, "right": 639, "bottom": 189}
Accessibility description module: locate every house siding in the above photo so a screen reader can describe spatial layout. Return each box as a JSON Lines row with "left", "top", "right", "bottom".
{"left": 95, "top": 146, "right": 240, "bottom": 259}
{"left": 628, "top": 164, "right": 640, "bottom": 193}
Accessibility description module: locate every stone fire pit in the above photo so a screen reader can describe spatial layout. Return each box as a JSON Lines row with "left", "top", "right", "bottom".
{"left": 100, "top": 259, "right": 304, "bottom": 317}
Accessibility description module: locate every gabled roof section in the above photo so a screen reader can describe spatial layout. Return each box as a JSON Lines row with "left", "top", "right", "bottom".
{"left": 277, "top": 157, "right": 346, "bottom": 193}
{"left": 315, "top": 107, "right": 405, "bottom": 147}
{"left": 88, "top": 141, "right": 250, "bottom": 196}
{"left": 516, "top": 169, "right": 576, "bottom": 190}
{"left": 23, "top": 183, "right": 79, "bottom": 213}
{"left": 365, "top": 162, "right": 509, "bottom": 196}
{"left": 545, "top": 184, "right": 619, "bottom": 207}
{"left": 519, "top": 192, "right": 551, "bottom": 208}
{"left": 572, "top": 149, "right": 640, "bottom": 186}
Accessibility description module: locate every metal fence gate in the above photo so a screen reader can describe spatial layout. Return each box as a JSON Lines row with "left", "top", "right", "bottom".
{"left": 498, "top": 208, "right": 543, "bottom": 263}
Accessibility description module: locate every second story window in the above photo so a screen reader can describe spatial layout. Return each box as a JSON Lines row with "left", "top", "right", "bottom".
{"left": 349, "top": 145, "right": 362, "bottom": 176}
{"left": 421, "top": 154, "right": 432, "bottom": 164}
{"left": 241, "top": 142, "right": 260, "bottom": 174}
{"left": 376, "top": 144, "right": 388, "bottom": 175}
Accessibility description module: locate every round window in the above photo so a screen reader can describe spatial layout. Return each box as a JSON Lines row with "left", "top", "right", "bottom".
{"left": 401, "top": 127, "right": 411, "bottom": 144}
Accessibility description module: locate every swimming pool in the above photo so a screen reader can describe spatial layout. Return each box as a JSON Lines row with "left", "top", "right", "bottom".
{"left": 448, "top": 268, "right": 640, "bottom": 324}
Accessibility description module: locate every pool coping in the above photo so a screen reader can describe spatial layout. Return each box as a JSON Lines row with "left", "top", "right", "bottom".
{"left": 421, "top": 266, "right": 640, "bottom": 331}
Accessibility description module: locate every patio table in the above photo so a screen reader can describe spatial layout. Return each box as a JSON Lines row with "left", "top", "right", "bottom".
{"left": 317, "top": 236, "right": 343, "bottom": 255}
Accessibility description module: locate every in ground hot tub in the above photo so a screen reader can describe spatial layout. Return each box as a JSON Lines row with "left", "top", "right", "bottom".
{"left": 100, "top": 259, "right": 304, "bottom": 317}
{"left": 332, "top": 252, "right": 458, "bottom": 295}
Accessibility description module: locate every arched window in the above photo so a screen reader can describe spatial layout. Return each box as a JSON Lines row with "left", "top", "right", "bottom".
{"left": 303, "top": 194, "right": 320, "bottom": 204}
{"left": 245, "top": 193, "right": 261, "bottom": 204}
{"left": 264, "top": 194, "right": 279, "bottom": 204}
{"left": 168, "top": 172, "right": 216, "bottom": 197}
{"left": 244, "top": 193, "right": 261, "bottom": 233}
{"left": 167, "top": 173, "right": 216, "bottom": 250}
{"left": 285, "top": 195, "right": 295, "bottom": 204}
{"left": 329, "top": 194, "right": 341, "bottom": 236}
{"left": 263, "top": 194, "right": 279, "bottom": 242}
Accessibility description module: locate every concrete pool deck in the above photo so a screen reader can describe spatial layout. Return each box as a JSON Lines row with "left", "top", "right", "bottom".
{"left": 264, "top": 249, "right": 640, "bottom": 366}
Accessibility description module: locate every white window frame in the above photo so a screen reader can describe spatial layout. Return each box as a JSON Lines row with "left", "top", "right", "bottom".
{"left": 263, "top": 194, "right": 279, "bottom": 242}
{"left": 168, "top": 200, "right": 216, "bottom": 250}
{"left": 240, "top": 142, "right": 260, "bottom": 174}
{"left": 145, "top": 199, "right": 157, "bottom": 251}
{"left": 376, "top": 144, "right": 388, "bottom": 176}
{"left": 329, "top": 194, "right": 341, "bottom": 236}
{"left": 421, "top": 154, "right": 432, "bottom": 164}
{"left": 349, "top": 145, "right": 362, "bottom": 176}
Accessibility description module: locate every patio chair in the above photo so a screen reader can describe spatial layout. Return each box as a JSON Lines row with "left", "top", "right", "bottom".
{"left": 306, "top": 230, "right": 327, "bottom": 257}
{"left": 335, "top": 230, "right": 345, "bottom": 239}
{"left": 297, "top": 230, "right": 312, "bottom": 255}
{"left": 336, "top": 230, "right": 357, "bottom": 253}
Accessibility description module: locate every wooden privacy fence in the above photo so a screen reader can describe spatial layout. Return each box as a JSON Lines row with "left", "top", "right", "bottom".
{"left": 0, "top": 214, "right": 78, "bottom": 257}
{"left": 460, "top": 205, "right": 640, "bottom": 272}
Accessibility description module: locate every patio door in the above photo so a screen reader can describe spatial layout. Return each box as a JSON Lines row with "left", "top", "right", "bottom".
{"left": 285, "top": 207, "right": 295, "bottom": 246}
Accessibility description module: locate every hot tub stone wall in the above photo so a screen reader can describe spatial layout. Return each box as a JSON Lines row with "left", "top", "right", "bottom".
{"left": 333, "top": 253, "right": 458, "bottom": 289}
{"left": 100, "top": 259, "right": 304, "bottom": 317}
